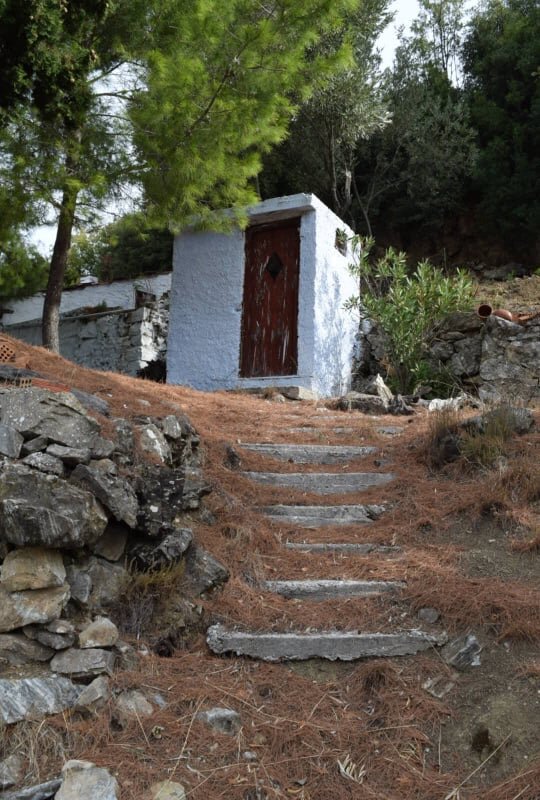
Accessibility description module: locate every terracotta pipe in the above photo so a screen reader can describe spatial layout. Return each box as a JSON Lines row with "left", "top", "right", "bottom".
{"left": 476, "top": 304, "right": 515, "bottom": 322}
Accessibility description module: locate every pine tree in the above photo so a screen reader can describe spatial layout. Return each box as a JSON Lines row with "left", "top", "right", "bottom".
{"left": 0, "top": 0, "right": 353, "bottom": 351}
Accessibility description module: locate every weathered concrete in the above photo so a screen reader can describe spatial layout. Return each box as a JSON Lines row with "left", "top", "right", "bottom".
{"left": 284, "top": 542, "right": 399, "bottom": 554}
{"left": 239, "top": 443, "right": 376, "bottom": 464}
{"left": 244, "top": 472, "right": 394, "bottom": 494}
{"left": 207, "top": 624, "right": 447, "bottom": 661}
{"left": 261, "top": 579, "right": 404, "bottom": 600}
{"left": 261, "top": 503, "right": 386, "bottom": 527}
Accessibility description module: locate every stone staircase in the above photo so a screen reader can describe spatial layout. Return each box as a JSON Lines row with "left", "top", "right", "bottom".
{"left": 207, "top": 440, "right": 447, "bottom": 662}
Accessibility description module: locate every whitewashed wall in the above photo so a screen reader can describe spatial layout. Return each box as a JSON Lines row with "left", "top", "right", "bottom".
{"left": 168, "top": 194, "right": 357, "bottom": 397}
{"left": 2, "top": 273, "right": 172, "bottom": 327}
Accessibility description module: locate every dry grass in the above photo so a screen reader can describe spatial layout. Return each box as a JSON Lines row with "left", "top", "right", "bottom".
{"left": 1, "top": 335, "right": 539, "bottom": 799}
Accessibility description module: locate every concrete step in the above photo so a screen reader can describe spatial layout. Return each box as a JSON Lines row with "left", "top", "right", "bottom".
{"left": 261, "top": 579, "right": 404, "bottom": 600}
{"left": 207, "top": 624, "right": 447, "bottom": 662}
{"left": 240, "top": 443, "right": 376, "bottom": 464}
{"left": 244, "top": 472, "right": 394, "bottom": 494}
{"left": 284, "top": 542, "right": 399, "bottom": 554}
{"left": 262, "top": 503, "right": 385, "bottom": 527}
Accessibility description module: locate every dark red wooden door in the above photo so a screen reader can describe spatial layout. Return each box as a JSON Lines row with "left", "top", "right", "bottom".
{"left": 240, "top": 218, "right": 300, "bottom": 377}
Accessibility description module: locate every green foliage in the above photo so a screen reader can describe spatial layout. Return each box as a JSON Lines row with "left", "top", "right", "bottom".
{"left": 68, "top": 214, "right": 173, "bottom": 283}
{"left": 346, "top": 237, "right": 475, "bottom": 393}
{"left": 259, "top": 0, "right": 391, "bottom": 220}
{"left": 463, "top": 0, "right": 540, "bottom": 251}
{"left": 131, "top": 0, "right": 355, "bottom": 229}
{"left": 0, "top": 231, "right": 49, "bottom": 301}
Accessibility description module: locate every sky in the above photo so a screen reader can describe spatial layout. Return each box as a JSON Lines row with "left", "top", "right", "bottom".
{"left": 379, "top": 0, "right": 421, "bottom": 68}
{"left": 30, "top": 0, "right": 421, "bottom": 256}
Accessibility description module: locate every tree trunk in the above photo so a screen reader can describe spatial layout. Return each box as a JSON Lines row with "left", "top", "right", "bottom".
{"left": 42, "top": 146, "right": 79, "bottom": 352}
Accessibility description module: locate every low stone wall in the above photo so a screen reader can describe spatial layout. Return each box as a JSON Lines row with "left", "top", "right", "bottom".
{"left": 356, "top": 311, "right": 540, "bottom": 403}
{"left": 5, "top": 295, "right": 169, "bottom": 377}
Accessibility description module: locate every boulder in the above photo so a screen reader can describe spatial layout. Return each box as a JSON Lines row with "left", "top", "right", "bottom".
{"left": 182, "top": 545, "right": 229, "bottom": 596}
{"left": 23, "top": 620, "right": 76, "bottom": 650}
{"left": 0, "top": 779, "right": 61, "bottom": 800}
{"left": 20, "top": 435, "right": 50, "bottom": 456}
{"left": 148, "top": 781, "right": 186, "bottom": 800}
{"left": 0, "top": 633, "right": 54, "bottom": 666}
{"left": 92, "top": 525, "right": 128, "bottom": 562}
{"left": 0, "top": 584, "right": 69, "bottom": 632}
{"left": 0, "top": 425, "right": 23, "bottom": 459}
{"left": 337, "top": 392, "right": 388, "bottom": 414}
{"left": 0, "top": 676, "right": 81, "bottom": 724}
{"left": 87, "top": 558, "right": 128, "bottom": 608}
{"left": 115, "top": 690, "right": 153, "bottom": 718}
{"left": 0, "top": 464, "right": 108, "bottom": 549}
{"left": 79, "top": 617, "right": 119, "bottom": 649}
{"left": 1, "top": 547, "right": 66, "bottom": 591}
{"left": 130, "top": 528, "right": 193, "bottom": 570}
{"left": 70, "top": 464, "right": 138, "bottom": 529}
{"left": 0, "top": 389, "right": 100, "bottom": 449}
{"left": 21, "top": 453, "right": 65, "bottom": 477}
{"left": 55, "top": 760, "right": 118, "bottom": 800}
{"left": 137, "top": 423, "right": 171, "bottom": 463}
{"left": 196, "top": 707, "right": 241, "bottom": 735}
{"left": 74, "top": 676, "right": 110, "bottom": 712}
{"left": 0, "top": 754, "right": 23, "bottom": 790}
{"left": 46, "top": 444, "right": 91, "bottom": 467}
{"left": 50, "top": 647, "right": 116, "bottom": 678}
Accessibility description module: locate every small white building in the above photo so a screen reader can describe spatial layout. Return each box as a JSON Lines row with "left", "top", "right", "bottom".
{"left": 167, "top": 194, "right": 359, "bottom": 397}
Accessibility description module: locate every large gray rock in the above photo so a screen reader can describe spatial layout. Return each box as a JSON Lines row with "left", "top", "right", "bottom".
{"left": 479, "top": 316, "right": 540, "bottom": 402}
{"left": 0, "top": 779, "right": 62, "bottom": 800}
{"left": 130, "top": 528, "right": 193, "bottom": 570}
{"left": 148, "top": 782, "right": 186, "bottom": 800}
{"left": 337, "top": 392, "right": 388, "bottom": 414}
{"left": 136, "top": 465, "right": 209, "bottom": 536}
{"left": 196, "top": 707, "right": 241, "bottom": 735}
{"left": 0, "top": 633, "right": 54, "bottom": 666}
{"left": 55, "top": 760, "right": 118, "bottom": 800}
{"left": 1, "top": 547, "right": 66, "bottom": 591}
{"left": 0, "top": 676, "right": 81, "bottom": 724}
{"left": 137, "top": 423, "right": 171, "bottom": 463}
{"left": 0, "top": 584, "right": 69, "bottom": 632}
{"left": 21, "top": 453, "right": 65, "bottom": 477}
{"left": 0, "top": 425, "right": 23, "bottom": 459}
{"left": 46, "top": 444, "right": 91, "bottom": 467}
{"left": 70, "top": 464, "right": 138, "bottom": 528}
{"left": 115, "top": 690, "right": 153, "bottom": 718}
{"left": 0, "top": 754, "right": 23, "bottom": 790}
{"left": 23, "top": 620, "right": 76, "bottom": 650}
{"left": 50, "top": 647, "right": 116, "bottom": 678}
{"left": 74, "top": 676, "right": 110, "bottom": 712}
{"left": 0, "top": 464, "right": 108, "bottom": 548}
{"left": 86, "top": 558, "right": 127, "bottom": 608}
{"left": 182, "top": 545, "right": 229, "bottom": 596}
{"left": 79, "top": 617, "right": 119, "bottom": 649}
{"left": 92, "top": 525, "right": 128, "bottom": 562}
{"left": 0, "top": 389, "right": 101, "bottom": 449}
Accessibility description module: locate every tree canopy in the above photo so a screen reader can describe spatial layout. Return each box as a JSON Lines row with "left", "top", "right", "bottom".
{"left": 0, "top": 0, "right": 354, "bottom": 348}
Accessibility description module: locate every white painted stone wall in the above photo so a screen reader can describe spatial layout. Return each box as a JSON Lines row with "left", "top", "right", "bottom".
{"left": 2, "top": 273, "right": 171, "bottom": 327}
{"left": 168, "top": 194, "right": 358, "bottom": 397}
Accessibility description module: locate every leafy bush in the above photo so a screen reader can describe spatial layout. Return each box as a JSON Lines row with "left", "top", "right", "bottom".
{"left": 346, "top": 237, "right": 475, "bottom": 393}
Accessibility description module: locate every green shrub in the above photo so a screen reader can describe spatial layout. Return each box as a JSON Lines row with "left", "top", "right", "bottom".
{"left": 346, "top": 237, "right": 475, "bottom": 394}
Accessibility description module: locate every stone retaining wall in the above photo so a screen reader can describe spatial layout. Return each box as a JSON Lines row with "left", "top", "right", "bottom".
{"left": 4, "top": 295, "right": 169, "bottom": 377}
{"left": 356, "top": 311, "right": 540, "bottom": 403}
